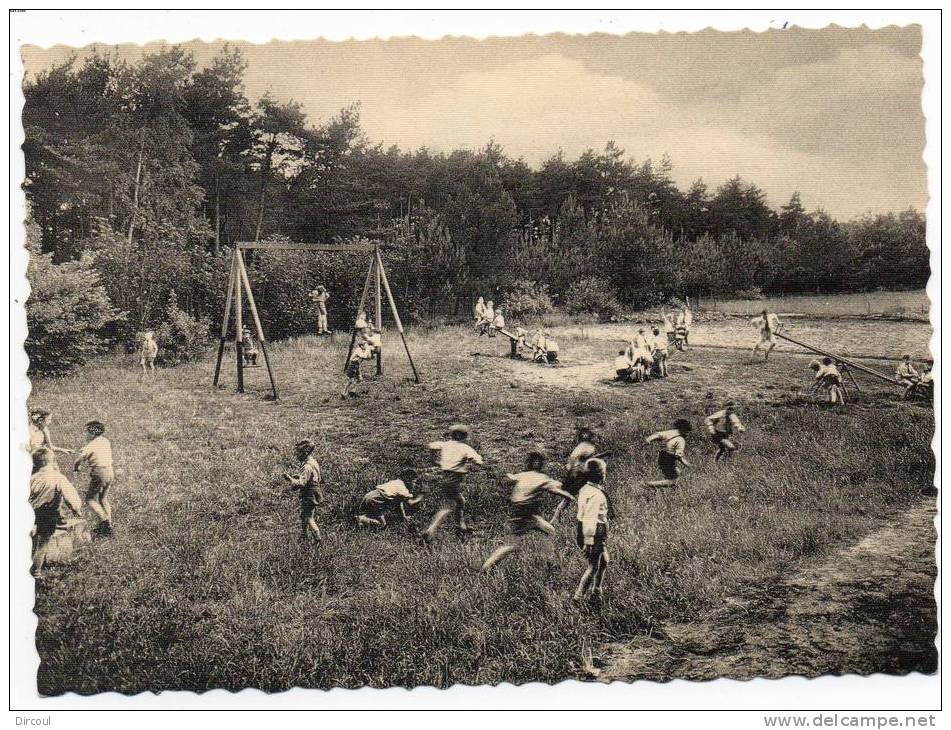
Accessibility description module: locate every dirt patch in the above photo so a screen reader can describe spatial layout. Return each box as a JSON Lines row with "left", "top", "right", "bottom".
{"left": 592, "top": 500, "right": 937, "bottom": 681}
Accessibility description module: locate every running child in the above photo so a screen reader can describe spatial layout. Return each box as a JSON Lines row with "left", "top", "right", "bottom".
{"left": 355, "top": 469, "right": 423, "bottom": 528}
{"left": 573, "top": 458, "right": 610, "bottom": 603}
{"left": 705, "top": 402, "right": 746, "bottom": 462}
{"left": 422, "top": 425, "right": 484, "bottom": 544}
{"left": 73, "top": 420, "right": 114, "bottom": 535}
{"left": 644, "top": 418, "right": 692, "bottom": 487}
{"left": 551, "top": 426, "right": 597, "bottom": 522}
{"left": 283, "top": 439, "right": 323, "bottom": 543}
{"left": 481, "top": 450, "right": 575, "bottom": 572}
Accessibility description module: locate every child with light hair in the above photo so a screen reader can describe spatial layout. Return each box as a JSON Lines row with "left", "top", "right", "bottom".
{"left": 30, "top": 448, "right": 84, "bottom": 578}
{"left": 283, "top": 439, "right": 323, "bottom": 543}
{"left": 705, "top": 402, "right": 746, "bottom": 462}
{"left": 644, "top": 418, "right": 692, "bottom": 487}
{"left": 896, "top": 353, "right": 921, "bottom": 400}
{"left": 573, "top": 458, "right": 610, "bottom": 603}
{"left": 490, "top": 308, "right": 505, "bottom": 337}
{"left": 356, "top": 469, "right": 423, "bottom": 528}
{"left": 140, "top": 331, "right": 159, "bottom": 375}
{"left": 474, "top": 297, "right": 487, "bottom": 323}
{"left": 810, "top": 357, "right": 845, "bottom": 405}
{"left": 422, "top": 425, "right": 484, "bottom": 544}
{"left": 652, "top": 327, "right": 669, "bottom": 377}
{"left": 481, "top": 450, "right": 575, "bottom": 572}
{"left": 751, "top": 309, "right": 782, "bottom": 361}
{"left": 73, "top": 420, "right": 114, "bottom": 535}
{"left": 477, "top": 300, "right": 496, "bottom": 337}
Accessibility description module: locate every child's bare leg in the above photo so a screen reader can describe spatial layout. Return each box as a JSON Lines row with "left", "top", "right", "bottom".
{"left": 531, "top": 515, "right": 557, "bottom": 536}
{"left": 356, "top": 514, "right": 385, "bottom": 527}
{"left": 645, "top": 478, "right": 677, "bottom": 488}
{"left": 31, "top": 534, "right": 51, "bottom": 577}
{"left": 592, "top": 552, "right": 609, "bottom": 595}
{"left": 306, "top": 516, "right": 321, "bottom": 542}
{"left": 764, "top": 342, "right": 775, "bottom": 361}
{"left": 455, "top": 495, "right": 469, "bottom": 532}
{"left": 550, "top": 497, "right": 569, "bottom": 523}
{"left": 101, "top": 491, "right": 113, "bottom": 522}
{"left": 423, "top": 506, "right": 453, "bottom": 541}
{"left": 86, "top": 496, "right": 109, "bottom": 522}
{"left": 482, "top": 543, "right": 517, "bottom": 572}
{"left": 573, "top": 565, "right": 594, "bottom": 601}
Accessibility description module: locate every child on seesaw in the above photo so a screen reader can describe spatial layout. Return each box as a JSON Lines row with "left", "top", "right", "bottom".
{"left": 481, "top": 449, "right": 576, "bottom": 572}
{"left": 355, "top": 469, "right": 424, "bottom": 528}
{"left": 644, "top": 418, "right": 692, "bottom": 487}
{"left": 809, "top": 357, "right": 845, "bottom": 405}
{"left": 613, "top": 350, "right": 634, "bottom": 382}
{"left": 283, "top": 439, "right": 323, "bottom": 544}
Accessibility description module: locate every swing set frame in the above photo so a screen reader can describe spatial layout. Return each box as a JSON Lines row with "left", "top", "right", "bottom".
{"left": 212, "top": 241, "right": 420, "bottom": 399}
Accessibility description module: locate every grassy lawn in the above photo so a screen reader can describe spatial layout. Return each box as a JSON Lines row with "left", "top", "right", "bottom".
{"left": 697, "top": 289, "right": 930, "bottom": 319}
{"left": 30, "top": 323, "right": 935, "bottom": 694}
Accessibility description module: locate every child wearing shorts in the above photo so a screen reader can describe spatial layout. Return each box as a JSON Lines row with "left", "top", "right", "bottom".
{"left": 573, "top": 458, "right": 610, "bottom": 602}
{"left": 422, "top": 425, "right": 484, "bottom": 544}
{"left": 284, "top": 439, "right": 323, "bottom": 543}
{"left": 644, "top": 418, "right": 692, "bottom": 487}
{"left": 73, "top": 420, "right": 114, "bottom": 535}
{"left": 705, "top": 402, "right": 746, "bottom": 462}
{"left": 356, "top": 469, "right": 423, "bottom": 528}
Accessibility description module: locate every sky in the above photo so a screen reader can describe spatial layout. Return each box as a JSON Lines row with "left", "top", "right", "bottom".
{"left": 21, "top": 26, "right": 926, "bottom": 219}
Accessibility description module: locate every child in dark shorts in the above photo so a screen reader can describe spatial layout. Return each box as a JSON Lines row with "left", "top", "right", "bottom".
{"left": 573, "top": 458, "right": 610, "bottom": 602}
{"left": 482, "top": 450, "right": 576, "bottom": 572}
{"left": 73, "top": 420, "right": 114, "bottom": 535}
{"left": 283, "top": 439, "right": 323, "bottom": 543}
{"left": 644, "top": 418, "right": 692, "bottom": 487}
{"left": 356, "top": 469, "right": 423, "bottom": 528}
{"left": 551, "top": 426, "right": 597, "bottom": 522}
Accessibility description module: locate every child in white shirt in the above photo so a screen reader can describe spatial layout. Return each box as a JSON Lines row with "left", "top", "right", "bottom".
{"left": 752, "top": 309, "right": 782, "bottom": 361}
{"left": 705, "top": 402, "right": 746, "bottom": 462}
{"left": 73, "top": 420, "right": 114, "bottom": 534}
{"left": 573, "top": 458, "right": 610, "bottom": 602}
{"left": 422, "top": 425, "right": 484, "bottom": 544}
{"left": 283, "top": 439, "right": 322, "bottom": 543}
{"left": 356, "top": 469, "right": 423, "bottom": 528}
{"left": 652, "top": 327, "right": 669, "bottom": 377}
{"left": 140, "top": 331, "right": 159, "bottom": 375}
{"left": 342, "top": 342, "right": 374, "bottom": 398}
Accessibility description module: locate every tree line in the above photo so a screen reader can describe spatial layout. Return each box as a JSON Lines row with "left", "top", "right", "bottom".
{"left": 23, "top": 45, "right": 929, "bottom": 370}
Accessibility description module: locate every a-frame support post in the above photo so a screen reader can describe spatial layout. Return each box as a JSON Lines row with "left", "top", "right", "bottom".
{"left": 375, "top": 244, "right": 384, "bottom": 376}
{"left": 236, "top": 250, "right": 279, "bottom": 400}
{"left": 213, "top": 252, "right": 238, "bottom": 387}
{"left": 343, "top": 254, "right": 376, "bottom": 372}
{"left": 234, "top": 251, "right": 245, "bottom": 393}
{"left": 377, "top": 248, "right": 421, "bottom": 384}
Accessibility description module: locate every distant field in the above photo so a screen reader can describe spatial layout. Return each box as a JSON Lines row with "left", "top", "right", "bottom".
{"left": 696, "top": 290, "right": 930, "bottom": 319}
{"left": 30, "top": 319, "right": 935, "bottom": 693}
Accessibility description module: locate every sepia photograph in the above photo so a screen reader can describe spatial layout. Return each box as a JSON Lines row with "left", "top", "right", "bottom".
{"left": 9, "top": 9, "right": 940, "bottom": 718}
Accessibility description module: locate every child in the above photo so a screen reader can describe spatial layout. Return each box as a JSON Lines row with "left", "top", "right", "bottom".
{"left": 633, "top": 328, "right": 651, "bottom": 353}
{"left": 311, "top": 285, "right": 330, "bottom": 335}
{"left": 482, "top": 450, "right": 575, "bottom": 572}
{"left": 751, "top": 309, "right": 782, "bottom": 361}
{"left": 514, "top": 326, "right": 529, "bottom": 352}
{"left": 422, "top": 425, "right": 484, "bottom": 544}
{"left": 355, "top": 309, "right": 369, "bottom": 331}
{"left": 531, "top": 331, "right": 548, "bottom": 363}
{"left": 478, "top": 300, "right": 495, "bottom": 337}
{"left": 342, "top": 341, "right": 373, "bottom": 398}
{"left": 551, "top": 426, "right": 597, "bottom": 522}
{"left": 489, "top": 307, "right": 504, "bottom": 338}
{"left": 242, "top": 326, "right": 258, "bottom": 366}
{"left": 28, "top": 408, "right": 72, "bottom": 456}
{"left": 644, "top": 418, "right": 692, "bottom": 487}
{"left": 366, "top": 328, "right": 382, "bottom": 356}
{"left": 356, "top": 469, "right": 423, "bottom": 528}
{"left": 705, "top": 402, "right": 746, "bottom": 462}
{"left": 543, "top": 334, "right": 560, "bottom": 364}
{"left": 30, "top": 448, "right": 84, "bottom": 578}
{"left": 73, "top": 420, "right": 114, "bottom": 535}
{"left": 140, "top": 331, "right": 159, "bottom": 375}
{"left": 283, "top": 439, "right": 322, "bottom": 543}
{"left": 474, "top": 296, "right": 487, "bottom": 323}
{"left": 652, "top": 327, "right": 669, "bottom": 377}
{"left": 573, "top": 458, "right": 610, "bottom": 603}
{"left": 814, "top": 357, "right": 846, "bottom": 405}
{"left": 897, "top": 353, "right": 920, "bottom": 399}
{"left": 613, "top": 350, "right": 633, "bottom": 382}
{"left": 677, "top": 305, "right": 693, "bottom": 346}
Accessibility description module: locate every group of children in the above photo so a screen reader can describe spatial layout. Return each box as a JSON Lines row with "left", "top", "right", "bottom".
{"left": 613, "top": 325, "right": 670, "bottom": 382}
{"left": 474, "top": 297, "right": 561, "bottom": 364}
{"left": 342, "top": 310, "right": 383, "bottom": 398}
{"left": 279, "top": 406, "right": 747, "bottom": 602}
{"left": 28, "top": 408, "right": 115, "bottom": 578}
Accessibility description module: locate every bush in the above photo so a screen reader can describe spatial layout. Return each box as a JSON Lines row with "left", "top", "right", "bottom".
{"left": 564, "top": 276, "right": 623, "bottom": 319}
{"left": 502, "top": 280, "right": 554, "bottom": 320}
{"left": 155, "top": 290, "right": 212, "bottom": 366}
{"left": 26, "top": 224, "right": 124, "bottom": 376}
{"left": 733, "top": 286, "right": 766, "bottom": 301}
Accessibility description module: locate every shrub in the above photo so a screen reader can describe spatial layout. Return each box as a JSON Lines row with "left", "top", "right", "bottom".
{"left": 155, "top": 290, "right": 212, "bottom": 366}
{"left": 733, "top": 286, "right": 766, "bottom": 301}
{"left": 502, "top": 280, "right": 554, "bottom": 320}
{"left": 26, "top": 224, "right": 124, "bottom": 376}
{"left": 564, "top": 276, "right": 623, "bottom": 319}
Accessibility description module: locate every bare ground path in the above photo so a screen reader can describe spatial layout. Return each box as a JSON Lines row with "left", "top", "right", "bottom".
{"left": 592, "top": 500, "right": 937, "bottom": 681}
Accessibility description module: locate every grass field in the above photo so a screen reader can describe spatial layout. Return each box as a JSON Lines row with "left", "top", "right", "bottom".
{"left": 696, "top": 289, "right": 930, "bottom": 319}
{"left": 29, "top": 320, "right": 935, "bottom": 694}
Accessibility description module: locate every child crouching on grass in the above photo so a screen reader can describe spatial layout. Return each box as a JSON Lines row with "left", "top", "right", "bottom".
{"left": 284, "top": 439, "right": 323, "bottom": 544}
{"left": 481, "top": 450, "right": 576, "bottom": 572}
{"left": 73, "top": 420, "right": 114, "bottom": 536}
{"left": 644, "top": 418, "right": 692, "bottom": 487}
{"left": 355, "top": 469, "right": 423, "bottom": 528}
{"left": 573, "top": 458, "right": 610, "bottom": 603}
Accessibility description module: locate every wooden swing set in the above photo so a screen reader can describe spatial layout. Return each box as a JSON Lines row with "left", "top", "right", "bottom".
{"left": 212, "top": 241, "right": 420, "bottom": 399}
